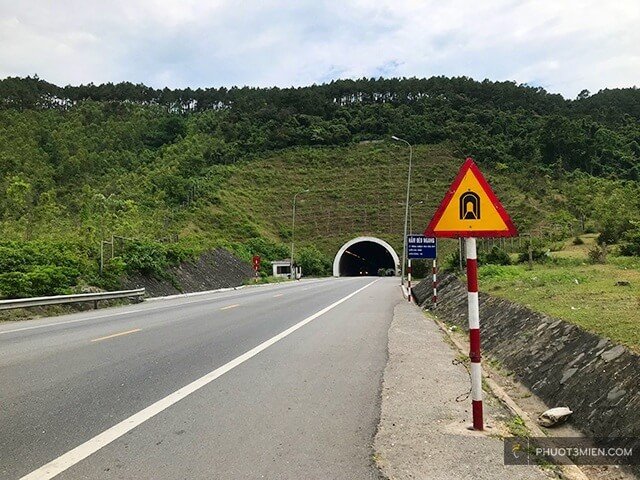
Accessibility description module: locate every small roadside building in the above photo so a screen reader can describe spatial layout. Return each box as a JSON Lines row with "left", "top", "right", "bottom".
{"left": 271, "top": 260, "right": 291, "bottom": 278}
{"left": 271, "top": 260, "right": 301, "bottom": 279}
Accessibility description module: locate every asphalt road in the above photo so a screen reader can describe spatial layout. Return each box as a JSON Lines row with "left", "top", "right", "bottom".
{"left": 0, "top": 277, "right": 400, "bottom": 479}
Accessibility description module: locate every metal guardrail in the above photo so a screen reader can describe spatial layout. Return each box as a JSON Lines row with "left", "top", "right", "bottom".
{"left": 0, "top": 288, "right": 146, "bottom": 311}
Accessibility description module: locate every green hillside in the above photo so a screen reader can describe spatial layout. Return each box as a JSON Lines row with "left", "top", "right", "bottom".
{"left": 1, "top": 76, "right": 640, "bottom": 298}
{"left": 219, "top": 143, "right": 560, "bottom": 254}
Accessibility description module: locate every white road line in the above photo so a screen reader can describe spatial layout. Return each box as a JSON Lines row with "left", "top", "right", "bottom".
{"left": 0, "top": 279, "right": 340, "bottom": 336}
{"left": 220, "top": 304, "right": 240, "bottom": 310}
{"left": 20, "top": 279, "right": 378, "bottom": 480}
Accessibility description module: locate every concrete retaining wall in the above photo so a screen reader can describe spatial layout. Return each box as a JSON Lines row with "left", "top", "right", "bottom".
{"left": 413, "top": 274, "right": 640, "bottom": 454}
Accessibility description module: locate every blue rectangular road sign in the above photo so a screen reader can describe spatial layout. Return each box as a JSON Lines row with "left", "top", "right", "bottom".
{"left": 407, "top": 235, "right": 437, "bottom": 259}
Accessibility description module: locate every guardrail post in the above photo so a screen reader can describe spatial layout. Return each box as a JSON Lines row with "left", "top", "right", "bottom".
{"left": 0, "top": 288, "right": 146, "bottom": 311}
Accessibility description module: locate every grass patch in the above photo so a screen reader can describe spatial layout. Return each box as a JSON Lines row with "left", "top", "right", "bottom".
{"left": 243, "top": 276, "right": 291, "bottom": 285}
{"left": 506, "top": 416, "right": 530, "bottom": 438}
{"left": 479, "top": 238, "right": 640, "bottom": 352}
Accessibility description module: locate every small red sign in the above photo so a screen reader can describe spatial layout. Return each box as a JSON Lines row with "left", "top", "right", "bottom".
{"left": 252, "top": 255, "right": 261, "bottom": 271}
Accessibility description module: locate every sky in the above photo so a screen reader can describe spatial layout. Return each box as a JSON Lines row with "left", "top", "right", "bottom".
{"left": 0, "top": 0, "right": 638, "bottom": 98}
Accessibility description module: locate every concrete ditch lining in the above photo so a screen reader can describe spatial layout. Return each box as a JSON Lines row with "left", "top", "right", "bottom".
{"left": 374, "top": 302, "right": 551, "bottom": 480}
{"left": 429, "top": 310, "right": 589, "bottom": 480}
{"left": 412, "top": 273, "right": 640, "bottom": 474}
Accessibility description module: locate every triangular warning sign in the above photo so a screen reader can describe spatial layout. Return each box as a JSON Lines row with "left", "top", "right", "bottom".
{"left": 424, "top": 158, "right": 517, "bottom": 238}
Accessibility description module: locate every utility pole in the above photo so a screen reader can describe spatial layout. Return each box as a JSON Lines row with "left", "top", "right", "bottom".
{"left": 291, "top": 189, "right": 309, "bottom": 279}
{"left": 392, "top": 136, "right": 413, "bottom": 287}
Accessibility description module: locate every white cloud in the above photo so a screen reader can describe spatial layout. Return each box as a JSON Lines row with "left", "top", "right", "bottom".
{"left": 0, "top": 0, "right": 637, "bottom": 97}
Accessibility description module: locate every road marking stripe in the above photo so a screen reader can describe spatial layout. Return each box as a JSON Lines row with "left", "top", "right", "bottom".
{"left": 20, "top": 279, "right": 378, "bottom": 480}
{"left": 90, "top": 328, "right": 141, "bottom": 343}
{"left": 220, "top": 304, "right": 240, "bottom": 310}
{"left": 273, "top": 293, "right": 284, "bottom": 298}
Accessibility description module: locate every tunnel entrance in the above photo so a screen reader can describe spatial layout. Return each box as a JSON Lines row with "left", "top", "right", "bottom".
{"left": 333, "top": 237, "right": 400, "bottom": 277}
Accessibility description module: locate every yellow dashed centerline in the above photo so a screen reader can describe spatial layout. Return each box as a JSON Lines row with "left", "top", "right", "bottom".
{"left": 91, "top": 328, "right": 141, "bottom": 343}
{"left": 220, "top": 304, "right": 240, "bottom": 310}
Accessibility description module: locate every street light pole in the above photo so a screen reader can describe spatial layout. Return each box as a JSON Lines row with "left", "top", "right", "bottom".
{"left": 291, "top": 189, "right": 309, "bottom": 279}
{"left": 397, "top": 200, "right": 424, "bottom": 235}
{"left": 409, "top": 200, "right": 424, "bottom": 235}
{"left": 392, "top": 136, "right": 413, "bottom": 286}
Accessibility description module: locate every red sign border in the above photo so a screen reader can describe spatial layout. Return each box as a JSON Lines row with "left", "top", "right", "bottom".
{"left": 424, "top": 157, "right": 517, "bottom": 238}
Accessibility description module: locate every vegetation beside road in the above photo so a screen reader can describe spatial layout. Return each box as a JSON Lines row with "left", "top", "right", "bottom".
{"left": 1, "top": 76, "right": 640, "bottom": 298}
{"left": 477, "top": 235, "right": 640, "bottom": 352}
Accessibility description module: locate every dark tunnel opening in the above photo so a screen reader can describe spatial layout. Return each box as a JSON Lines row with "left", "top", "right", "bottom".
{"left": 338, "top": 241, "right": 396, "bottom": 276}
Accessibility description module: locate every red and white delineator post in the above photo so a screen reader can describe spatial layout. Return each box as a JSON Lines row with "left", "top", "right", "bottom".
{"left": 466, "top": 237, "right": 483, "bottom": 430}
{"left": 432, "top": 258, "right": 437, "bottom": 306}
{"left": 407, "top": 259, "right": 412, "bottom": 302}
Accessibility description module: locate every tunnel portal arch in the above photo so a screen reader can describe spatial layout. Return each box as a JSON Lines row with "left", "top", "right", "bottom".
{"left": 333, "top": 236, "right": 400, "bottom": 277}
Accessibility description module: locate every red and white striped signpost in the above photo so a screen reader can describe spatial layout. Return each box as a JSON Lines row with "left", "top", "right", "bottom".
{"left": 465, "top": 238, "right": 483, "bottom": 429}
{"left": 424, "top": 158, "right": 517, "bottom": 430}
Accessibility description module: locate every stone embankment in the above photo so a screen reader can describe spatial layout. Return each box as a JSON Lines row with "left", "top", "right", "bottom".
{"left": 123, "top": 248, "right": 254, "bottom": 297}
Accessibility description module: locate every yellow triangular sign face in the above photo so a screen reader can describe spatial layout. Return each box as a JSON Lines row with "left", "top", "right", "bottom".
{"left": 425, "top": 158, "right": 517, "bottom": 238}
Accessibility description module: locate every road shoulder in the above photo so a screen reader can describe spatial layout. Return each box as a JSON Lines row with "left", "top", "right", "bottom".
{"left": 374, "top": 302, "right": 552, "bottom": 480}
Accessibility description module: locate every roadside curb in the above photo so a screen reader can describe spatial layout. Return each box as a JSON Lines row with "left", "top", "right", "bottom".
{"left": 428, "top": 311, "right": 590, "bottom": 480}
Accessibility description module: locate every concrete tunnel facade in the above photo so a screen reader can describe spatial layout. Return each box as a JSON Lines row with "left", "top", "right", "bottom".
{"left": 333, "top": 236, "right": 400, "bottom": 277}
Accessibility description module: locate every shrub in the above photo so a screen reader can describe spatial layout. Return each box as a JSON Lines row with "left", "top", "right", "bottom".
{"left": 297, "top": 246, "right": 331, "bottom": 277}
{"left": 482, "top": 246, "right": 511, "bottom": 265}
{"left": 516, "top": 239, "right": 550, "bottom": 264}
{"left": 238, "top": 237, "right": 289, "bottom": 262}
{"left": 89, "top": 257, "right": 127, "bottom": 290}
{"left": 598, "top": 218, "right": 634, "bottom": 245}
{"left": 121, "top": 242, "right": 166, "bottom": 276}
{"left": 584, "top": 224, "right": 597, "bottom": 234}
{"left": 517, "top": 247, "right": 550, "bottom": 264}
{"left": 120, "top": 241, "right": 196, "bottom": 278}
{"left": 588, "top": 244, "right": 608, "bottom": 264}
{"left": 26, "top": 266, "right": 79, "bottom": 296}
{"left": 410, "top": 259, "right": 433, "bottom": 278}
{"left": 0, "top": 272, "right": 31, "bottom": 298}
{"left": 572, "top": 236, "right": 584, "bottom": 245}
{"left": 0, "top": 266, "right": 80, "bottom": 298}
{"left": 443, "top": 251, "right": 462, "bottom": 272}
{"left": 0, "top": 241, "right": 88, "bottom": 273}
{"left": 619, "top": 228, "right": 640, "bottom": 256}
{"left": 0, "top": 241, "right": 88, "bottom": 298}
